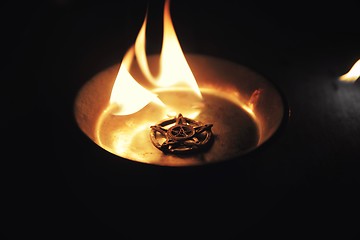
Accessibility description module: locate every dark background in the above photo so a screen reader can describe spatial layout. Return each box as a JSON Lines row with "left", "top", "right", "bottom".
{"left": 3, "top": 0, "right": 360, "bottom": 239}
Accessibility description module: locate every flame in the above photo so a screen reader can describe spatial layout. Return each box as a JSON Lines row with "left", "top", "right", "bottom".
{"left": 339, "top": 59, "right": 360, "bottom": 83}
{"left": 109, "top": 47, "right": 165, "bottom": 115}
{"left": 110, "top": 0, "right": 202, "bottom": 116}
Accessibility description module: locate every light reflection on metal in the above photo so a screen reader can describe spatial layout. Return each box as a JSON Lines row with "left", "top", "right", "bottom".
{"left": 248, "top": 88, "right": 263, "bottom": 111}
{"left": 74, "top": 54, "right": 285, "bottom": 167}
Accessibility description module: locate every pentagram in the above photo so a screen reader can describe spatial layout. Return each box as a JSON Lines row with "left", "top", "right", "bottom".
{"left": 150, "top": 113, "right": 214, "bottom": 153}
{"left": 168, "top": 125, "right": 195, "bottom": 139}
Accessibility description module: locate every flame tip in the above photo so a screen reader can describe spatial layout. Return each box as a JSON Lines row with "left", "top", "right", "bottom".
{"left": 110, "top": 0, "right": 202, "bottom": 116}
{"left": 339, "top": 59, "right": 360, "bottom": 83}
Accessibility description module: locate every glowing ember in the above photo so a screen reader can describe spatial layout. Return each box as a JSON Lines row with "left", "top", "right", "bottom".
{"left": 339, "top": 59, "right": 360, "bottom": 83}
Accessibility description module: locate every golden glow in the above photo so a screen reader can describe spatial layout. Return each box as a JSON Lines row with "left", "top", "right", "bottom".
{"left": 112, "top": 123, "right": 153, "bottom": 161}
{"left": 95, "top": 103, "right": 118, "bottom": 149}
{"left": 339, "top": 59, "right": 360, "bottom": 82}
{"left": 109, "top": 0, "right": 202, "bottom": 117}
{"left": 95, "top": 87, "right": 259, "bottom": 163}
{"left": 134, "top": 0, "right": 202, "bottom": 98}
{"left": 109, "top": 47, "right": 165, "bottom": 115}
{"left": 247, "top": 89, "right": 263, "bottom": 111}
{"left": 93, "top": 0, "right": 265, "bottom": 162}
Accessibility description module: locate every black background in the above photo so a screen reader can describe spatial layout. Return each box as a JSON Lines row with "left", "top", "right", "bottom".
{"left": 3, "top": 0, "right": 360, "bottom": 239}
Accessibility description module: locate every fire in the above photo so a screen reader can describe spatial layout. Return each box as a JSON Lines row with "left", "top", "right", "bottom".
{"left": 72, "top": 0, "right": 286, "bottom": 166}
{"left": 109, "top": 0, "right": 202, "bottom": 116}
{"left": 339, "top": 59, "right": 360, "bottom": 83}
{"left": 109, "top": 47, "right": 165, "bottom": 115}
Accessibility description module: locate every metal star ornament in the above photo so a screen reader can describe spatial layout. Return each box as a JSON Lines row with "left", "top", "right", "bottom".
{"left": 150, "top": 113, "right": 214, "bottom": 153}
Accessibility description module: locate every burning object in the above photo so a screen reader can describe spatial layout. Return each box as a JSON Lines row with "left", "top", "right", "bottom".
{"left": 74, "top": 0, "right": 285, "bottom": 166}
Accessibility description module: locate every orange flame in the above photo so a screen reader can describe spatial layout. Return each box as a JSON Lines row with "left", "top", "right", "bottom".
{"left": 109, "top": 47, "right": 165, "bottom": 115}
{"left": 339, "top": 59, "right": 360, "bottom": 83}
{"left": 110, "top": 0, "right": 202, "bottom": 116}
